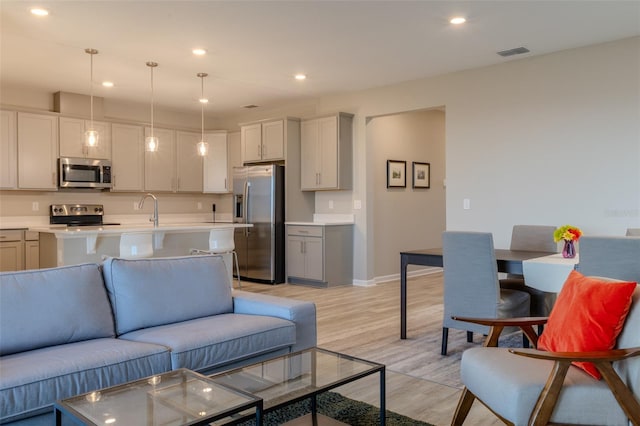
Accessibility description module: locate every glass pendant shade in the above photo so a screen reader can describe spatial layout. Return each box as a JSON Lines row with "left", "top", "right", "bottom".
{"left": 197, "top": 72, "right": 209, "bottom": 157}
{"left": 145, "top": 136, "right": 159, "bottom": 152}
{"left": 85, "top": 129, "right": 99, "bottom": 147}
{"left": 196, "top": 140, "right": 209, "bottom": 156}
{"left": 84, "top": 48, "right": 99, "bottom": 148}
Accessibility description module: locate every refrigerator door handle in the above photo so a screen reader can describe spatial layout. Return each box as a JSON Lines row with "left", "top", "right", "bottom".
{"left": 243, "top": 181, "right": 250, "bottom": 236}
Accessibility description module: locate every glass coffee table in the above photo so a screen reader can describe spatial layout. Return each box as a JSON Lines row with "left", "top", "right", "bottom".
{"left": 55, "top": 368, "right": 263, "bottom": 426}
{"left": 209, "top": 347, "right": 386, "bottom": 425}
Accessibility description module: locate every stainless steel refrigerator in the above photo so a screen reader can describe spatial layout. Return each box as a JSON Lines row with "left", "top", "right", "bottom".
{"left": 233, "top": 164, "right": 285, "bottom": 284}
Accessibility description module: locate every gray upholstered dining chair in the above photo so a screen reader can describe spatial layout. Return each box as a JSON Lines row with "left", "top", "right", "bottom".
{"left": 499, "top": 225, "right": 557, "bottom": 317}
{"left": 441, "top": 231, "right": 530, "bottom": 355}
{"left": 577, "top": 235, "right": 640, "bottom": 282}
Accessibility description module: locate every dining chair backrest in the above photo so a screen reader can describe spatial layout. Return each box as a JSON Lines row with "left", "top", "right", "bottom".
{"left": 442, "top": 231, "right": 500, "bottom": 335}
{"left": 577, "top": 235, "right": 640, "bottom": 282}
{"left": 626, "top": 228, "right": 640, "bottom": 236}
{"left": 509, "top": 225, "right": 557, "bottom": 252}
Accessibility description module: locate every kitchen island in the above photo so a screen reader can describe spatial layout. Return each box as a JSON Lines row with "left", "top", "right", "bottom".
{"left": 33, "top": 223, "right": 251, "bottom": 283}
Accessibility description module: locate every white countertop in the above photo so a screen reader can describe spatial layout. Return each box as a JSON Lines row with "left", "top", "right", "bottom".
{"left": 286, "top": 213, "right": 355, "bottom": 226}
{"left": 30, "top": 222, "right": 250, "bottom": 238}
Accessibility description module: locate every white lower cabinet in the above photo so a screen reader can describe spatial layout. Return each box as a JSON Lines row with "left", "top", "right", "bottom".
{"left": 286, "top": 224, "right": 353, "bottom": 287}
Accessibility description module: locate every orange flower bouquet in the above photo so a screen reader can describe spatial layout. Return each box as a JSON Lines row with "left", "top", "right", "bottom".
{"left": 554, "top": 225, "right": 582, "bottom": 258}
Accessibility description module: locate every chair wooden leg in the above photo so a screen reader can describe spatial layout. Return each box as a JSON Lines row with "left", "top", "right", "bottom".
{"left": 451, "top": 387, "right": 476, "bottom": 426}
{"left": 596, "top": 361, "right": 640, "bottom": 425}
{"left": 467, "top": 331, "right": 473, "bottom": 343}
{"left": 441, "top": 327, "right": 449, "bottom": 355}
{"left": 528, "top": 360, "right": 570, "bottom": 426}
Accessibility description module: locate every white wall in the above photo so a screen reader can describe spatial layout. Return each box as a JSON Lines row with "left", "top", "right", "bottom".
{"left": 311, "top": 36, "right": 640, "bottom": 282}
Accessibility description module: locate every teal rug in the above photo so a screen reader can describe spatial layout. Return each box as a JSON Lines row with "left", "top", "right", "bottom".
{"left": 237, "top": 391, "right": 435, "bottom": 425}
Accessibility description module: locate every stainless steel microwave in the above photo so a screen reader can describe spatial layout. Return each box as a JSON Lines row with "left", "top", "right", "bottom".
{"left": 58, "top": 157, "right": 112, "bottom": 189}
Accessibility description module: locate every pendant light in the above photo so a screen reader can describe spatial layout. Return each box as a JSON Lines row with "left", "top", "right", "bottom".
{"left": 145, "top": 61, "right": 159, "bottom": 152}
{"left": 196, "top": 72, "right": 209, "bottom": 156}
{"left": 84, "top": 48, "right": 99, "bottom": 148}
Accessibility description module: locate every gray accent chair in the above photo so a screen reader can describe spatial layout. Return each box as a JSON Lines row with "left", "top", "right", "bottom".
{"left": 499, "top": 225, "right": 557, "bottom": 317}
{"left": 577, "top": 235, "right": 640, "bottom": 282}
{"left": 441, "top": 231, "right": 530, "bottom": 355}
{"left": 451, "top": 280, "right": 640, "bottom": 426}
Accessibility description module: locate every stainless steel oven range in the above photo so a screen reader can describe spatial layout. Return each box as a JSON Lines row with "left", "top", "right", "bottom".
{"left": 49, "top": 204, "right": 120, "bottom": 227}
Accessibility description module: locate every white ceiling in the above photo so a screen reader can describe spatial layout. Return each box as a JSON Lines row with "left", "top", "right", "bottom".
{"left": 2, "top": 1, "right": 639, "bottom": 117}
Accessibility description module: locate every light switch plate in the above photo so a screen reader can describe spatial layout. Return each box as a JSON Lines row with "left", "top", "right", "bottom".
{"left": 354, "top": 200, "right": 362, "bottom": 210}
{"left": 463, "top": 198, "right": 471, "bottom": 210}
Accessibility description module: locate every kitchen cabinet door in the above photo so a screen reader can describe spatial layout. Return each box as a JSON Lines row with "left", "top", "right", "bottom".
{"left": 59, "top": 117, "right": 111, "bottom": 159}
{"left": 25, "top": 240, "right": 39, "bottom": 270}
{"left": 0, "top": 110, "right": 17, "bottom": 189}
{"left": 176, "top": 131, "right": 203, "bottom": 192}
{"left": 0, "top": 241, "right": 24, "bottom": 272}
{"left": 300, "top": 113, "right": 352, "bottom": 191}
{"left": 287, "top": 235, "right": 307, "bottom": 279}
{"left": 17, "top": 112, "right": 58, "bottom": 190}
{"left": 203, "top": 132, "right": 229, "bottom": 193}
{"left": 111, "top": 123, "right": 144, "bottom": 191}
{"left": 144, "top": 127, "right": 175, "bottom": 192}
{"left": 241, "top": 123, "right": 262, "bottom": 163}
{"left": 261, "top": 119, "right": 284, "bottom": 161}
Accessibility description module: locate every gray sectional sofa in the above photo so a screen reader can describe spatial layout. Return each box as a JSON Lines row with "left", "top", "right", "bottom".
{"left": 0, "top": 255, "right": 317, "bottom": 425}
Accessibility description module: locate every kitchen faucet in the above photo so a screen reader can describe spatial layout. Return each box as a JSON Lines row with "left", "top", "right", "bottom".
{"left": 138, "top": 193, "right": 159, "bottom": 227}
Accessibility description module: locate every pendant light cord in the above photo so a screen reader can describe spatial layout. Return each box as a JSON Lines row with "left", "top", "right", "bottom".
{"left": 89, "top": 51, "right": 94, "bottom": 129}
{"left": 200, "top": 75, "right": 204, "bottom": 141}
{"left": 150, "top": 65, "right": 154, "bottom": 138}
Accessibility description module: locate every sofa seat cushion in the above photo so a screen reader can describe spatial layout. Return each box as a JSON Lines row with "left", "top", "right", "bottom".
{"left": 0, "top": 263, "right": 115, "bottom": 356}
{"left": 461, "top": 347, "right": 628, "bottom": 426}
{"left": 102, "top": 255, "right": 233, "bottom": 335}
{"left": 119, "top": 313, "right": 296, "bottom": 372}
{"left": 0, "top": 338, "right": 170, "bottom": 423}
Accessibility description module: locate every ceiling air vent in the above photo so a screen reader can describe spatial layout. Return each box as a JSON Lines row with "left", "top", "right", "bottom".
{"left": 497, "top": 47, "right": 530, "bottom": 57}
{"left": 243, "top": 104, "right": 259, "bottom": 109}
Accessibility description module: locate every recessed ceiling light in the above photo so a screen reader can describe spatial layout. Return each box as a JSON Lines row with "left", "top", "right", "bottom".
{"left": 192, "top": 48, "right": 207, "bottom": 56}
{"left": 30, "top": 8, "right": 49, "bottom": 16}
{"left": 450, "top": 17, "right": 466, "bottom": 25}
{"left": 102, "top": 81, "right": 114, "bottom": 88}
{"left": 294, "top": 74, "right": 307, "bottom": 81}
{"left": 199, "top": 98, "right": 209, "bottom": 104}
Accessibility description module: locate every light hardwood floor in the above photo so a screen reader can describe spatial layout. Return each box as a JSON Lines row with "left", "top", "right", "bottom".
{"left": 238, "top": 272, "right": 503, "bottom": 426}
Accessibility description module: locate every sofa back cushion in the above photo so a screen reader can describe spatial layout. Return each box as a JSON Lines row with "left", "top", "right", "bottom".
{"left": 0, "top": 263, "right": 115, "bottom": 356}
{"left": 102, "top": 255, "right": 233, "bottom": 335}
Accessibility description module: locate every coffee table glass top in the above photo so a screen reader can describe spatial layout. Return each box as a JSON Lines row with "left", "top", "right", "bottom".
{"left": 209, "top": 347, "right": 384, "bottom": 411}
{"left": 56, "top": 368, "right": 261, "bottom": 426}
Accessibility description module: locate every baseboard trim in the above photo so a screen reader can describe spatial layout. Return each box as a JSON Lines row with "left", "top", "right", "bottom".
{"left": 352, "top": 267, "right": 442, "bottom": 287}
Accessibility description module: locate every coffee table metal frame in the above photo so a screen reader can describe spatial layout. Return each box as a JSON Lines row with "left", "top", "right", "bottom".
{"left": 209, "top": 347, "right": 386, "bottom": 426}
{"left": 54, "top": 368, "right": 263, "bottom": 426}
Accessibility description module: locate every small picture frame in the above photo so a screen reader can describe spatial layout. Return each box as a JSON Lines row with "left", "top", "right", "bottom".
{"left": 387, "top": 160, "right": 406, "bottom": 188}
{"left": 412, "top": 162, "right": 430, "bottom": 188}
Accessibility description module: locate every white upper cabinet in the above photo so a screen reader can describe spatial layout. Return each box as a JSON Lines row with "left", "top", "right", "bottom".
{"left": 111, "top": 123, "right": 144, "bottom": 192}
{"left": 203, "top": 132, "right": 229, "bottom": 193}
{"left": 301, "top": 112, "right": 353, "bottom": 191}
{"left": 59, "top": 117, "right": 111, "bottom": 159}
{"left": 175, "top": 131, "right": 203, "bottom": 192}
{"left": 144, "top": 127, "right": 176, "bottom": 192}
{"left": 240, "top": 119, "right": 284, "bottom": 163}
{"left": 17, "top": 112, "right": 58, "bottom": 190}
{"left": 0, "top": 111, "right": 17, "bottom": 189}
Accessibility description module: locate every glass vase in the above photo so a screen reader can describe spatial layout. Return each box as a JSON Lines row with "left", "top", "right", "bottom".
{"left": 562, "top": 240, "right": 576, "bottom": 258}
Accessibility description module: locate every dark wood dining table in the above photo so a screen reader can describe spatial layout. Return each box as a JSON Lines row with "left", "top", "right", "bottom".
{"left": 399, "top": 248, "right": 555, "bottom": 339}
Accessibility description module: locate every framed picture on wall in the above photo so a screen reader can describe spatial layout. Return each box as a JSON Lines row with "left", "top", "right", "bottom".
{"left": 387, "top": 160, "right": 406, "bottom": 188}
{"left": 412, "top": 162, "right": 430, "bottom": 188}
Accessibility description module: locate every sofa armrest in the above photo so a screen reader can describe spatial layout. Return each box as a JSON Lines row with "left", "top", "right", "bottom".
{"left": 232, "top": 290, "right": 317, "bottom": 352}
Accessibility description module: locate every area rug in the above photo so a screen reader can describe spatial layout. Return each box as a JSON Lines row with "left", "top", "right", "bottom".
{"left": 237, "top": 391, "right": 435, "bottom": 425}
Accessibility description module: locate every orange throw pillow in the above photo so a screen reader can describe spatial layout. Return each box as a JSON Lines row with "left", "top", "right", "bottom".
{"left": 538, "top": 270, "right": 637, "bottom": 379}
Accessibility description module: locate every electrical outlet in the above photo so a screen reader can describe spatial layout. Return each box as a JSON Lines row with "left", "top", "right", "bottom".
{"left": 133, "top": 202, "right": 139, "bottom": 211}
{"left": 197, "top": 202, "right": 202, "bottom": 210}
{"left": 329, "top": 200, "right": 334, "bottom": 209}
{"left": 354, "top": 200, "right": 362, "bottom": 210}
{"left": 463, "top": 198, "right": 471, "bottom": 210}
{"left": 32, "top": 202, "right": 39, "bottom": 211}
